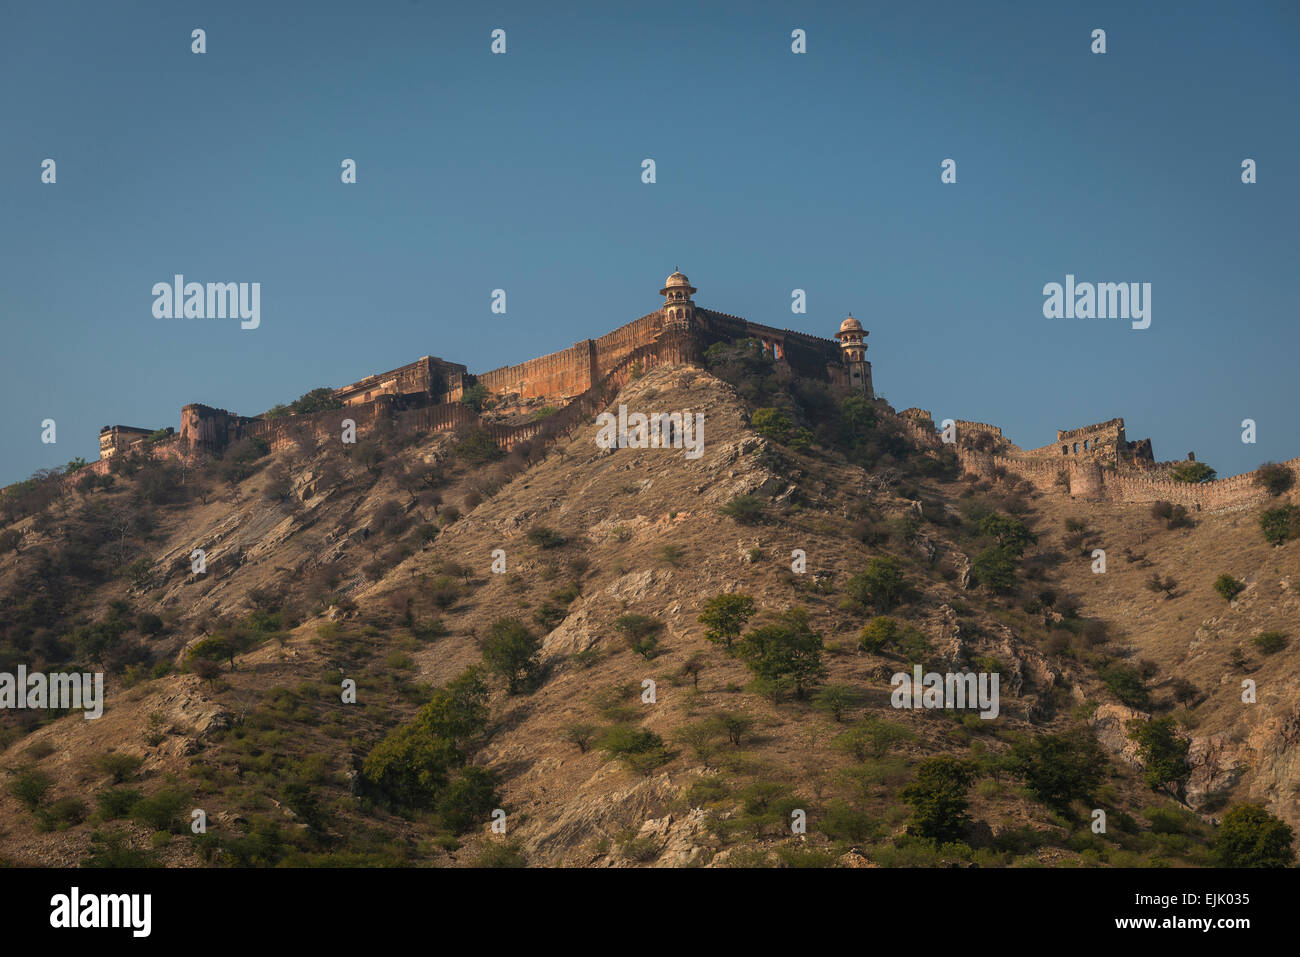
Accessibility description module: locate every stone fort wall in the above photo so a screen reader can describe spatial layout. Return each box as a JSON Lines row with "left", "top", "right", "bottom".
{"left": 957, "top": 447, "right": 1300, "bottom": 512}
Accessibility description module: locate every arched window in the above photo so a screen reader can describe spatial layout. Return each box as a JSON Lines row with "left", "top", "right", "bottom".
{"left": 1083, "top": 440, "right": 1089, "bottom": 450}
{"left": 1062, "top": 446, "right": 1068, "bottom": 455}
{"left": 1073, "top": 442, "right": 1079, "bottom": 453}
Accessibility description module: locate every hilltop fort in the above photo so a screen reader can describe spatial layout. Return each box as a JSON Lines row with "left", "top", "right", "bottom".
{"left": 91, "top": 270, "right": 1297, "bottom": 511}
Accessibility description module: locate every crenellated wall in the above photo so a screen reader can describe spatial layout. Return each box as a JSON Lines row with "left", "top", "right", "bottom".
{"left": 476, "top": 339, "right": 599, "bottom": 402}
{"left": 958, "top": 444, "right": 1300, "bottom": 512}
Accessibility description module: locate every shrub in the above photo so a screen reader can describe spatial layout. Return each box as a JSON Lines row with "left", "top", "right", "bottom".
{"left": 1260, "top": 504, "right": 1300, "bottom": 545}
{"left": 1171, "top": 677, "right": 1200, "bottom": 707}
{"left": 80, "top": 829, "right": 153, "bottom": 868}
{"left": 562, "top": 724, "right": 598, "bottom": 753}
{"left": 615, "top": 614, "right": 663, "bottom": 660}
{"left": 37, "top": 798, "right": 87, "bottom": 831}
{"left": 716, "top": 711, "right": 754, "bottom": 746}
{"left": 1213, "top": 804, "right": 1296, "bottom": 868}
{"left": 1213, "top": 575, "right": 1245, "bottom": 602}
{"left": 534, "top": 602, "right": 564, "bottom": 630}
{"left": 751, "top": 407, "right": 794, "bottom": 443}
{"left": 1253, "top": 463, "right": 1295, "bottom": 497}
{"left": 1145, "top": 573, "right": 1177, "bottom": 598}
{"left": 719, "top": 495, "right": 765, "bottom": 524}
{"left": 93, "top": 752, "right": 143, "bottom": 784}
{"left": 597, "top": 726, "right": 669, "bottom": 774}
{"left": 1101, "top": 662, "right": 1150, "bottom": 709}
{"left": 818, "top": 799, "right": 878, "bottom": 844}
{"left": 1253, "top": 631, "right": 1288, "bottom": 655}
{"left": 455, "top": 428, "right": 504, "bottom": 465}
{"left": 526, "top": 526, "right": 567, "bottom": 549}
{"left": 130, "top": 788, "right": 188, "bottom": 832}
{"left": 96, "top": 787, "right": 144, "bottom": 820}
{"left": 9, "top": 769, "right": 54, "bottom": 811}
{"left": 673, "top": 720, "right": 723, "bottom": 765}
{"left": 477, "top": 838, "right": 528, "bottom": 868}
{"left": 978, "top": 514, "right": 1036, "bottom": 555}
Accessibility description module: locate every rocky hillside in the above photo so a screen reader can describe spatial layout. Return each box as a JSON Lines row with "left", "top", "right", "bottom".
{"left": 0, "top": 361, "right": 1296, "bottom": 867}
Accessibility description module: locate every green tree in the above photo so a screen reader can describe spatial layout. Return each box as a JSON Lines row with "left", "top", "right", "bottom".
{"left": 736, "top": 607, "right": 826, "bottom": 699}
{"left": 1213, "top": 804, "right": 1296, "bottom": 868}
{"left": 812, "top": 684, "right": 860, "bottom": 722}
{"left": 459, "top": 383, "right": 491, "bottom": 412}
{"left": 437, "top": 766, "right": 500, "bottom": 834}
{"left": 362, "top": 668, "right": 489, "bottom": 810}
{"left": 716, "top": 711, "right": 754, "bottom": 746}
{"left": 978, "top": 514, "right": 1037, "bottom": 556}
{"left": 972, "top": 546, "right": 1017, "bottom": 593}
{"left": 481, "top": 618, "right": 541, "bottom": 695}
{"left": 698, "top": 593, "right": 756, "bottom": 649}
{"left": 1126, "top": 717, "right": 1190, "bottom": 794}
{"left": 751, "top": 408, "right": 793, "bottom": 443}
{"left": 187, "top": 634, "right": 240, "bottom": 671}
{"left": 1007, "top": 727, "right": 1106, "bottom": 815}
{"left": 901, "top": 757, "right": 975, "bottom": 844}
{"left": 291, "top": 387, "right": 344, "bottom": 415}
{"left": 859, "top": 615, "right": 899, "bottom": 653}
{"left": 1170, "top": 461, "right": 1216, "bottom": 483}
{"left": 832, "top": 716, "right": 915, "bottom": 761}
{"left": 846, "top": 556, "right": 908, "bottom": 611}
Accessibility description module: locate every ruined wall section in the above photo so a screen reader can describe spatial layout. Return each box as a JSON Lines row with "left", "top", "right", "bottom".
{"left": 1024, "top": 417, "right": 1126, "bottom": 460}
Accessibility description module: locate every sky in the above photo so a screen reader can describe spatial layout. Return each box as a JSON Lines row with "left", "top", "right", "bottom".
{"left": 1, "top": 0, "right": 1297, "bottom": 486}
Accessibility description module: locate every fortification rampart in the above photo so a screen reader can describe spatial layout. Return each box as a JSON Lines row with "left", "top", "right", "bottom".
{"left": 593, "top": 312, "right": 665, "bottom": 376}
{"left": 959, "top": 445, "right": 1300, "bottom": 512}
{"left": 477, "top": 339, "right": 599, "bottom": 402}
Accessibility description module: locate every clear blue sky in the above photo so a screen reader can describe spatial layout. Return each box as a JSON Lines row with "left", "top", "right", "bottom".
{"left": 2, "top": 0, "right": 1297, "bottom": 486}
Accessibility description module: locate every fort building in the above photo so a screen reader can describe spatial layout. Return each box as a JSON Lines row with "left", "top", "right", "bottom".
{"left": 99, "top": 425, "right": 171, "bottom": 459}
{"left": 334, "top": 355, "right": 469, "bottom": 408}
{"left": 78, "top": 269, "right": 1298, "bottom": 512}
